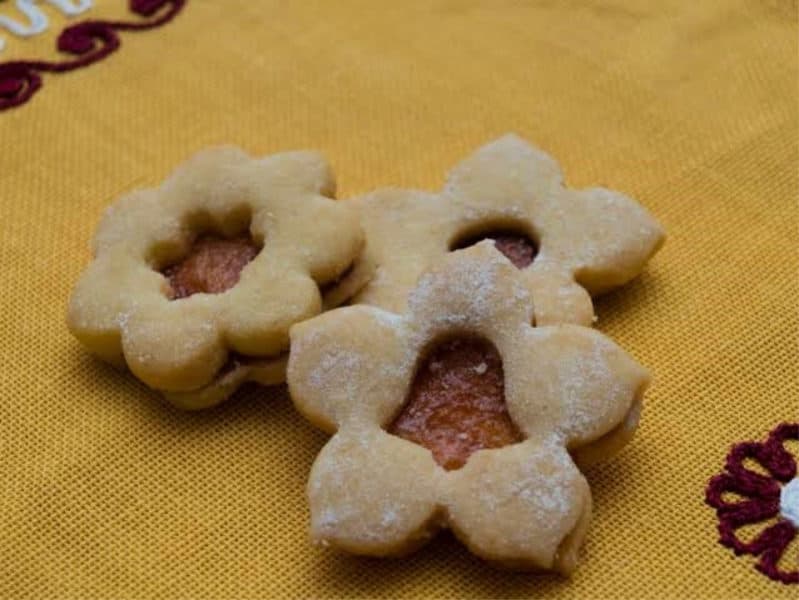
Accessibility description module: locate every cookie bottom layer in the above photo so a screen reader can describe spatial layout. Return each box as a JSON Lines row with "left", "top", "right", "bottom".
{"left": 163, "top": 352, "right": 289, "bottom": 410}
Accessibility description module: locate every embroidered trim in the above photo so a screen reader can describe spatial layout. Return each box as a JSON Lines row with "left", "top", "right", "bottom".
{"left": 706, "top": 423, "right": 799, "bottom": 584}
{"left": 0, "top": 0, "right": 185, "bottom": 110}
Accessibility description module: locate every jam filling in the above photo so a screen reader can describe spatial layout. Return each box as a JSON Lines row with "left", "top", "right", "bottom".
{"left": 162, "top": 235, "right": 260, "bottom": 299}
{"left": 388, "top": 337, "right": 523, "bottom": 470}
{"left": 453, "top": 230, "right": 537, "bottom": 269}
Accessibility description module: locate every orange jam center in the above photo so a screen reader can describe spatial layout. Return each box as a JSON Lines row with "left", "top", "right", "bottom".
{"left": 388, "top": 337, "right": 523, "bottom": 470}
{"left": 163, "top": 235, "right": 260, "bottom": 299}
{"left": 453, "top": 231, "right": 537, "bottom": 269}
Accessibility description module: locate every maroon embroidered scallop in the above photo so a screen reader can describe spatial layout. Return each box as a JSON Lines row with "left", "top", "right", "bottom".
{"left": 706, "top": 422, "right": 799, "bottom": 585}
{"left": 0, "top": 0, "right": 186, "bottom": 111}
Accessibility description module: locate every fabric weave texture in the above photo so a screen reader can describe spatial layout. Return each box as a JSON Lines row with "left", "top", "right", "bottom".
{"left": 0, "top": 1, "right": 796, "bottom": 598}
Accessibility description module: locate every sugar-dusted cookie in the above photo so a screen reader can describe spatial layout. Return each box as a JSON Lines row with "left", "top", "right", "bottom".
{"left": 329, "top": 134, "right": 664, "bottom": 325}
{"left": 68, "top": 146, "right": 365, "bottom": 409}
{"left": 288, "top": 243, "right": 650, "bottom": 574}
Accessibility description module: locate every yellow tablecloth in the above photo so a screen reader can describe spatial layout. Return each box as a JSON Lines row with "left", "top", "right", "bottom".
{"left": 0, "top": 1, "right": 796, "bottom": 597}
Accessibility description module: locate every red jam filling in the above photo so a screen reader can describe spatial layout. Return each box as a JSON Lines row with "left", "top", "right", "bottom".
{"left": 163, "top": 235, "right": 259, "bottom": 299}
{"left": 389, "top": 337, "right": 523, "bottom": 470}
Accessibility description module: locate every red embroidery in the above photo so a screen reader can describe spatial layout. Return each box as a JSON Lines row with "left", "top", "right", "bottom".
{"left": 0, "top": 0, "right": 185, "bottom": 111}
{"left": 706, "top": 423, "right": 799, "bottom": 584}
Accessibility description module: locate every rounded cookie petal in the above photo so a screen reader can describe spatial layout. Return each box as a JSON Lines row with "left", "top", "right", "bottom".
{"left": 552, "top": 188, "right": 665, "bottom": 295}
{"left": 444, "top": 134, "right": 563, "bottom": 211}
{"left": 67, "top": 251, "right": 167, "bottom": 368}
{"left": 446, "top": 439, "right": 591, "bottom": 574}
{"left": 308, "top": 427, "right": 441, "bottom": 556}
{"left": 407, "top": 242, "right": 534, "bottom": 341}
{"left": 504, "top": 325, "right": 649, "bottom": 454}
{"left": 161, "top": 147, "right": 256, "bottom": 220}
{"left": 288, "top": 306, "right": 411, "bottom": 433}
{"left": 122, "top": 298, "right": 227, "bottom": 392}
{"left": 254, "top": 150, "right": 336, "bottom": 197}
{"left": 92, "top": 189, "right": 187, "bottom": 257}
{"left": 221, "top": 267, "right": 321, "bottom": 357}
{"left": 264, "top": 194, "right": 363, "bottom": 286}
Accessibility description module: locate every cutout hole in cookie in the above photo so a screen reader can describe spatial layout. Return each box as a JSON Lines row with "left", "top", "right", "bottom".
{"left": 388, "top": 335, "right": 523, "bottom": 471}
{"left": 450, "top": 223, "right": 538, "bottom": 269}
{"left": 157, "top": 209, "right": 263, "bottom": 300}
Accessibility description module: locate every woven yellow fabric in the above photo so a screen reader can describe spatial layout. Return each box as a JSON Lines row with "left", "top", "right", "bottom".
{"left": 0, "top": 1, "right": 796, "bottom": 597}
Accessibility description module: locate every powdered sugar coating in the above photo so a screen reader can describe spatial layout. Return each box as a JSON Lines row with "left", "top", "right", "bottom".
{"left": 288, "top": 243, "right": 650, "bottom": 573}
{"left": 330, "top": 133, "right": 664, "bottom": 326}
{"left": 447, "top": 439, "right": 589, "bottom": 569}
{"left": 289, "top": 306, "right": 412, "bottom": 432}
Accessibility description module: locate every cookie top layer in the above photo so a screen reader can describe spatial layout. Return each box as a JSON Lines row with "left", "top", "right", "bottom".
{"left": 67, "top": 146, "right": 363, "bottom": 400}
{"left": 332, "top": 134, "right": 664, "bottom": 326}
{"left": 288, "top": 243, "right": 650, "bottom": 573}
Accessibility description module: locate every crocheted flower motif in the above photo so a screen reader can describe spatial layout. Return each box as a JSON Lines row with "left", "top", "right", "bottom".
{"left": 68, "top": 146, "right": 363, "bottom": 409}
{"left": 330, "top": 134, "right": 664, "bottom": 326}
{"left": 706, "top": 423, "right": 799, "bottom": 584}
{"left": 288, "top": 243, "right": 649, "bottom": 573}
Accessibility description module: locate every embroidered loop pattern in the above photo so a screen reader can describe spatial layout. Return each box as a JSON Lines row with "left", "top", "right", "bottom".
{"left": 0, "top": 0, "right": 185, "bottom": 110}
{"left": 706, "top": 423, "right": 799, "bottom": 585}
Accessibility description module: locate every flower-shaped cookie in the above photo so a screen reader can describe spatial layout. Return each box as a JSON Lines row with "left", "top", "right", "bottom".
{"left": 289, "top": 243, "right": 650, "bottom": 573}
{"left": 329, "top": 134, "right": 664, "bottom": 325}
{"left": 68, "top": 146, "right": 364, "bottom": 409}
